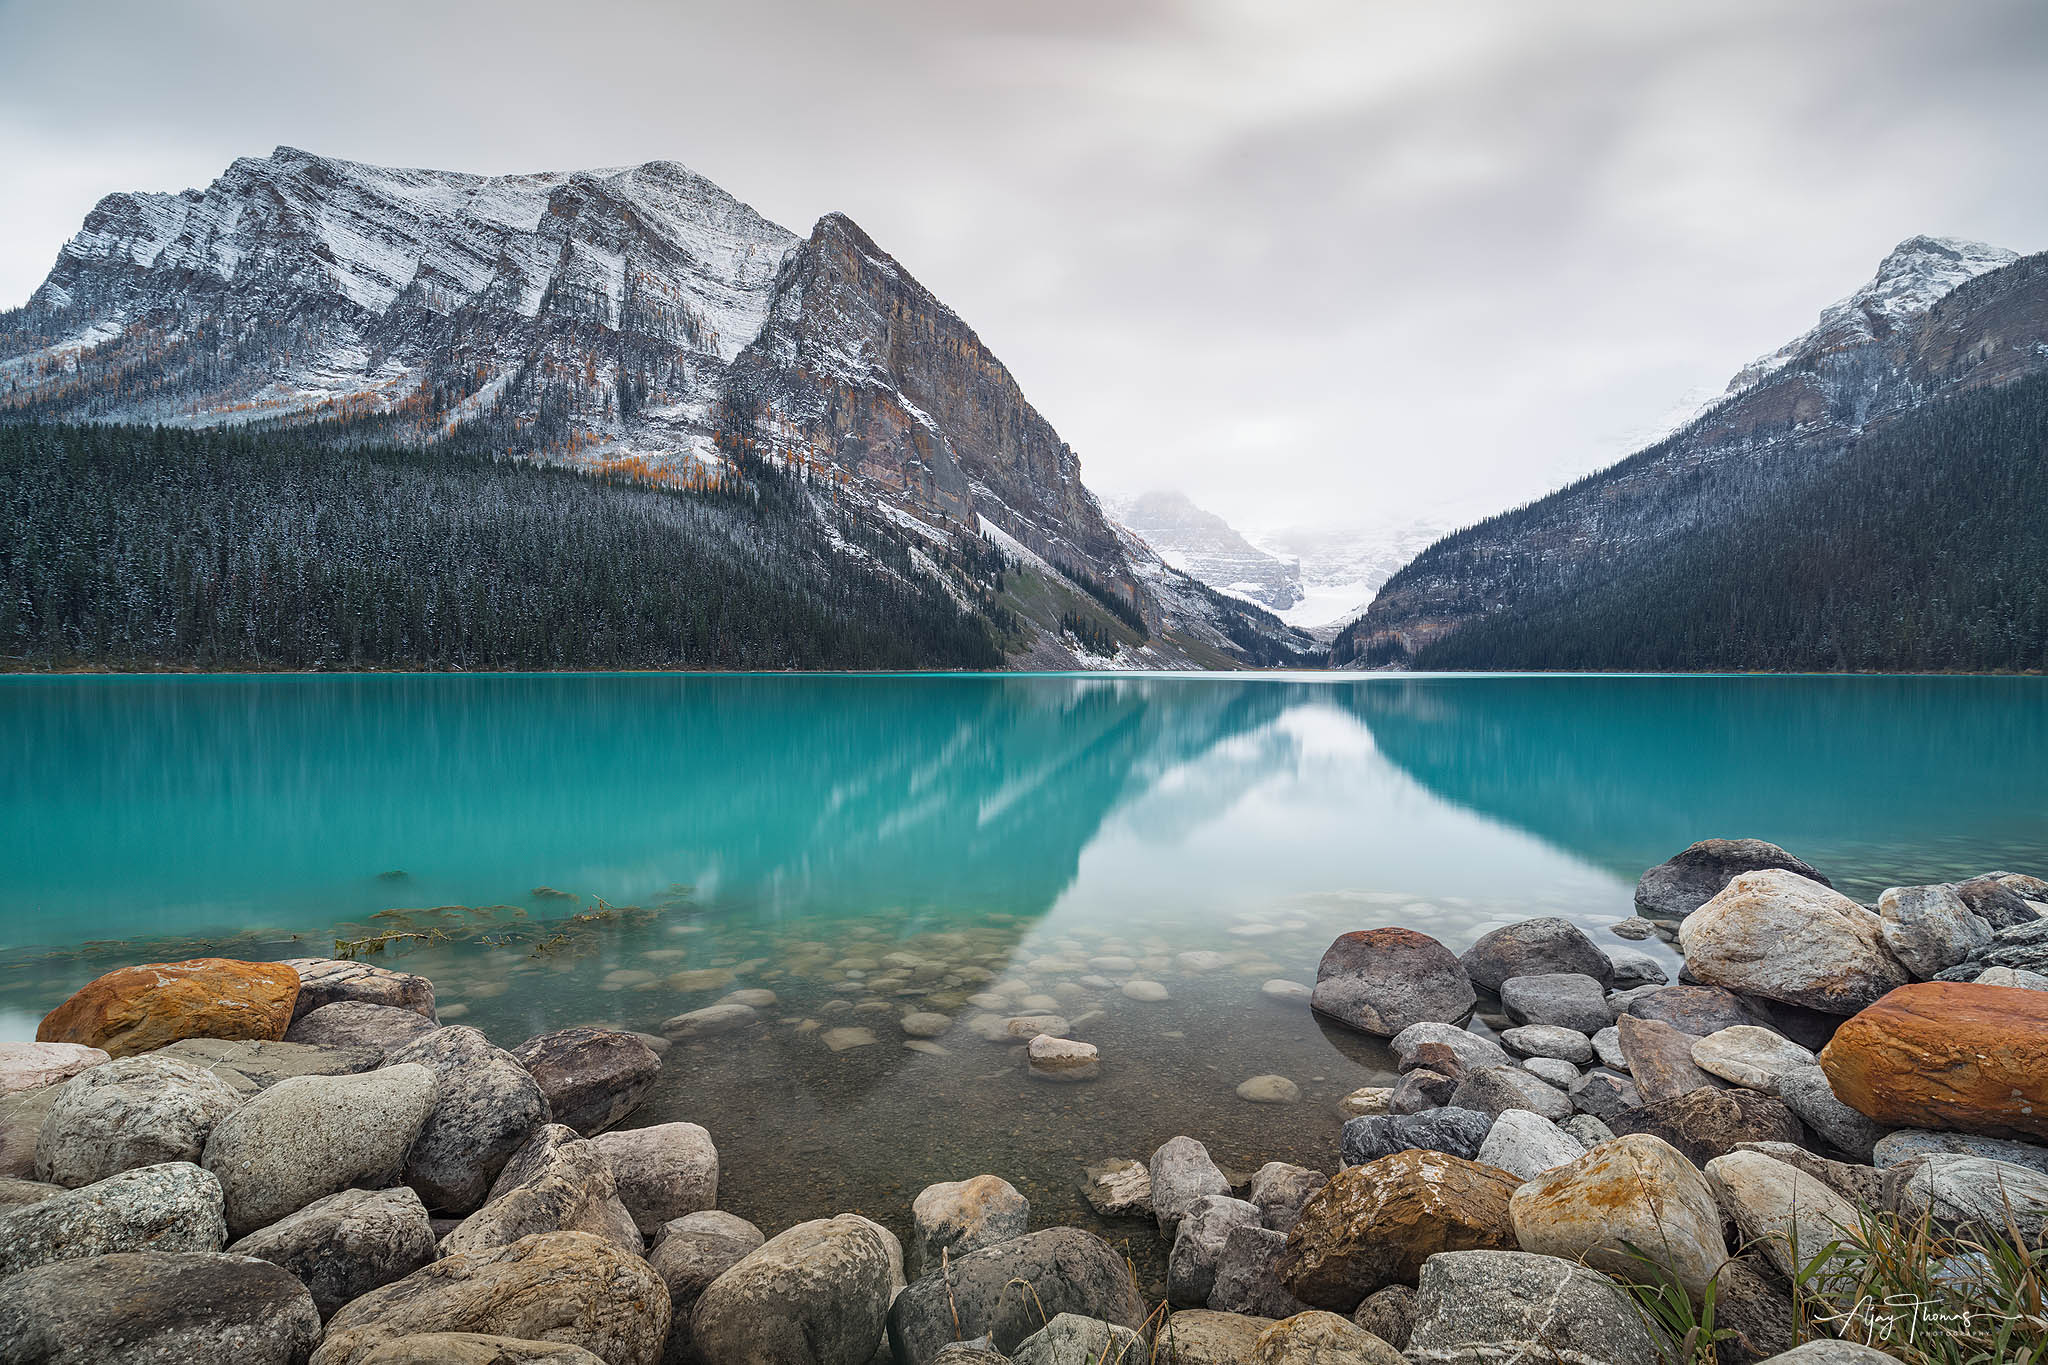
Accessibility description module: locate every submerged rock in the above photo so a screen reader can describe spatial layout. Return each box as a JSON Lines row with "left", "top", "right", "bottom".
{"left": 1026, "top": 1034, "right": 1099, "bottom": 1082}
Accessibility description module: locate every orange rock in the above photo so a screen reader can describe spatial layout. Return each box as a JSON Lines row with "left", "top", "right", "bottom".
{"left": 37, "top": 959, "right": 300, "bottom": 1058}
{"left": 1818, "top": 981, "right": 2048, "bottom": 1140}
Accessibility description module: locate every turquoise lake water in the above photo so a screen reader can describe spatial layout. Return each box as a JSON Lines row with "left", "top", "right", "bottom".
{"left": 2, "top": 672, "right": 2043, "bottom": 1256}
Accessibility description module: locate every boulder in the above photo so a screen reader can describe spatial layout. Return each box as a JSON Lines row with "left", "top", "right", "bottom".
{"left": 1509, "top": 1133, "right": 1727, "bottom": 1301}
{"left": 1389, "top": 1069, "right": 1457, "bottom": 1113}
{"left": 311, "top": 1231, "right": 670, "bottom": 1365}
{"left": 284, "top": 958, "right": 437, "bottom": 1022}
{"left": 1752, "top": 1344, "right": 1902, "bottom": 1364}
{"left": 911, "top": 1174, "right": 1029, "bottom": 1276}
{"left": 1080, "top": 1157, "right": 1151, "bottom": 1217}
{"left": 201, "top": 1063, "right": 438, "bottom": 1237}
{"left": 357, "top": 1337, "right": 606, "bottom": 1364}
{"left": 647, "top": 1211, "right": 763, "bottom": 1356}
{"left": 0, "top": 1176, "right": 63, "bottom": 1209}
{"left": 887, "top": 1227, "right": 1145, "bottom": 1364}
{"left": 930, "top": 1345, "right": 1009, "bottom": 1365}
{"left": 1872, "top": 1129, "right": 2048, "bottom": 1175}
{"left": 155, "top": 1037, "right": 386, "bottom": 1093}
{"left": 1732, "top": 1141, "right": 1888, "bottom": 1210}
{"left": 1877, "top": 885, "right": 1993, "bottom": 979}
{"left": 1607, "top": 1087, "right": 1805, "bottom": 1168}
{"left": 1498, "top": 1025, "right": 1593, "bottom": 1065}
{"left": 0, "top": 1082, "right": 59, "bottom": 1178}
{"left": 1616, "top": 1014, "right": 1725, "bottom": 1104}
{"left": 1010, "top": 1314, "right": 1146, "bottom": 1365}
{"left": 1953, "top": 873, "right": 2042, "bottom": 930}
{"left": 1520, "top": 1056, "right": 1580, "bottom": 1089}
{"left": 1310, "top": 929, "right": 1475, "bottom": 1038}
{"left": 285, "top": 1001, "right": 439, "bottom": 1055}
{"left": 590, "top": 1122, "right": 718, "bottom": 1236}
{"left": 1635, "top": 839, "right": 1831, "bottom": 920}
{"left": 1818, "top": 980, "right": 2048, "bottom": 1139}
{"left": 0, "top": 1041, "right": 107, "bottom": 1096}
{"left": 1590, "top": 1026, "right": 1626, "bottom": 1071}
{"left": 1338, "top": 1087, "right": 1393, "bottom": 1118}
{"left": 1497, "top": 974, "right": 1612, "bottom": 1034}
{"left": 1894, "top": 1155, "right": 2048, "bottom": 1242}
{"left": 1690, "top": 1025, "right": 1817, "bottom": 1094}
{"left": 660, "top": 1004, "right": 760, "bottom": 1040}
{"left": 1678, "top": 871, "right": 1909, "bottom": 1014}
{"left": 1712, "top": 1258, "right": 1797, "bottom": 1362}
{"left": 1248, "top": 1162, "right": 1328, "bottom": 1233}
{"left": 1475, "top": 1108, "right": 1586, "bottom": 1180}
{"left": 1390, "top": 1022, "right": 1508, "bottom": 1074}
{"left": 1622, "top": 983, "right": 1772, "bottom": 1037}
{"left": 511, "top": 1028, "right": 662, "bottom": 1137}
{"left": 386, "top": 1027, "right": 551, "bottom": 1215}
{"left": 228, "top": 1185, "right": 437, "bottom": 1318}
{"left": 1151, "top": 1135, "right": 1232, "bottom": 1236}
{"left": 1247, "top": 1311, "right": 1404, "bottom": 1363}
{"left": 0, "top": 1250, "right": 320, "bottom": 1364}
{"left": 1157, "top": 1309, "right": 1275, "bottom": 1365}
{"left": 35, "top": 1054, "right": 243, "bottom": 1187}
{"left": 1277, "top": 1149, "right": 1520, "bottom": 1308}
{"left": 438, "top": 1123, "right": 640, "bottom": 1259}
{"left": 1559, "top": 1113, "right": 1617, "bottom": 1149}
{"left": 1405, "top": 1250, "right": 1664, "bottom": 1365}
{"left": 0, "top": 1161, "right": 227, "bottom": 1278}
{"left": 1770, "top": 1065, "right": 1888, "bottom": 1162}
{"left": 1447, "top": 1065, "right": 1572, "bottom": 1122}
{"left": 1605, "top": 947, "right": 1669, "bottom": 987}
{"left": 1026, "top": 1035, "right": 1099, "bottom": 1082}
{"left": 1169, "top": 1195, "right": 1264, "bottom": 1306}
{"left": 1704, "top": 1151, "right": 1859, "bottom": 1289}
{"left": 1973, "top": 966, "right": 2048, "bottom": 990}
{"left": 1340, "top": 1108, "right": 1493, "bottom": 1166}
{"left": 691, "top": 1214, "right": 898, "bottom": 1365}
{"left": 1458, "top": 918, "right": 1614, "bottom": 992}
{"left": 37, "top": 958, "right": 301, "bottom": 1058}
{"left": 1209, "top": 1222, "right": 1311, "bottom": 1318}
{"left": 1565, "top": 1069, "right": 1640, "bottom": 1120}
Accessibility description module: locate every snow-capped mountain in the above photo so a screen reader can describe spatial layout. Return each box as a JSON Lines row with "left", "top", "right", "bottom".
{"left": 1107, "top": 490, "right": 1302, "bottom": 612}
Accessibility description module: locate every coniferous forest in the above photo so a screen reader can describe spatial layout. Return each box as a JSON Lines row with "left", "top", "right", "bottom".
{"left": 0, "top": 423, "right": 1004, "bottom": 672}
{"left": 1415, "top": 371, "right": 2048, "bottom": 673}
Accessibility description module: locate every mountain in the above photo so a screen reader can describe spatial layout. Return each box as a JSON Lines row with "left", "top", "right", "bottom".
{"left": 0, "top": 147, "right": 1309, "bottom": 670}
{"left": 1107, "top": 490, "right": 1302, "bottom": 611}
{"left": 1334, "top": 235, "right": 2048, "bottom": 669}
{"left": 1248, "top": 520, "right": 1450, "bottom": 632}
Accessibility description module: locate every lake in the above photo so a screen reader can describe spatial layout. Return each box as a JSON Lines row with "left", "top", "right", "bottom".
{"left": 2, "top": 672, "right": 2044, "bottom": 1263}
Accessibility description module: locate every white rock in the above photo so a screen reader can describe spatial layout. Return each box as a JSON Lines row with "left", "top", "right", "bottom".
{"left": 1475, "top": 1108, "right": 1586, "bottom": 1181}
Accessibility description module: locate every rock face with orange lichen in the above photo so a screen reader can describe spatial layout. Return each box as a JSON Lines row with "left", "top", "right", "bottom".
{"left": 37, "top": 959, "right": 300, "bottom": 1059}
{"left": 1818, "top": 980, "right": 2048, "bottom": 1140}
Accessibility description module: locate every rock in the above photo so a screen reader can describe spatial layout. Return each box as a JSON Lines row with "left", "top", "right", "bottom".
{"left": 691, "top": 1214, "right": 897, "bottom": 1365}
{"left": 1873, "top": 1128, "right": 2048, "bottom": 1175}
{"left": 1249, "top": 1162, "right": 1328, "bottom": 1233}
{"left": 1337, "top": 1088, "right": 1392, "bottom": 1118}
{"left": 438, "top": 1123, "right": 640, "bottom": 1259}
{"left": 201, "top": 1063, "right": 437, "bottom": 1237}
{"left": 0, "top": 1041, "right": 107, "bottom": 1096}
{"left": 1616, "top": 1014, "right": 1726, "bottom": 1103}
{"left": 1752, "top": 1344, "right": 1902, "bottom": 1364}
{"left": 1277, "top": 1149, "right": 1520, "bottom": 1308}
{"left": 357, "top": 1337, "right": 607, "bottom": 1364}
{"left": 1610, "top": 917, "right": 1657, "bottom": 940}
{"left": 1818, "top": 980, "right": 2048, "bottom": 1140}
{"left": 1405, "top": 1249, "right": 1665, "bottom": 1365}
{"left": 911, "top": 1174, "right": 1030, "bottom": 1276}
{"left": 385, "top": 1027, "right": 551, "bottom": 1215}
{"left": 1349, "top": 1286, "right": 1415, "bottom": 1351}
{"left": 1952, "top": 873, "right": 2042, "bottom": 930}
{"left": 284, "top": 958, "right": 437, "bottom": 1021}
{"left": 1081, "top": 1157, "right": 1151, "bottom": 1217}
{"left": 1678, "top": 871, "right": 1910, "bottom": 1014}
{"left": 1247, "top": 1310, "right": 1404, "bottom": 1363}
{"left": 0, "top": 1162, "right": 227, "bottom": 1277}
{"left": 1877, "top": 885, "right": 1994, "bottom": 979}
{"left": 228, "top": 1185, "right": 437, "bottom": 1318}
{"left": 1607, "top": 1087, "right": 1805, "bottom": 1168}
{"left": 648, "top": 1211, "right": 763, "bottom": 1356}
{"left": 1209, "top": 1223, "right": 1311, "bottom": 1318}
{"left": 1027, "top": 1035, "right": 1099, "bottom": 1082}
{"left": 1169, "top": 1195, "right": 1264, "bottom": 1306}
{"left": 0, "top": 1250, "right": 320, "bottom": 1364}
{"left": 0, "top": 1176, "right": 63, "bottom": 1209}
{"left": 901, "top": 1012, "right": 951, "bottom": 1038}
{"left": 36, "top": 958, "right": 302, "bottom": 1059}
{"left": 820, "top": 1027, "right": 877, "bottom": 1052}
{"left": 1635, "top": 838, "right": 1832, "bottom": 920}
{"left": 1703, "top": 1151, "right": 1859, "bottom": 1291}
{"left": 1772, "top": 1065, "right": 1888, "bottom": 1162}
{"left": 1622, "top": 983, "right": 1773, "bottom": 1036}
{"left": 1263, "top": 979, "right": 1313, "bottom": 1004}
{"left": 1520, "top": 1056, "right": 1580, "bottom": 1089}
{"left": 1123, "top": 980, "right": 1169, "bottom": 1002}
{"left": 34, "top": 1054, "right": 242, "bottom": 1188}
{"left": 1237, "top": 1075, "right": 1301, "bottom": 1104}
{"left": 1690, "top": 1025, "right": 1818, "bottom": 1093}
{"left": 887, "top": 1227, "right": 1145, "bottom": 1364}
{"left": 1498, "top": 1025, "right": 1593, "bottom": 1064}
{"left": 1010, "top": 1313, "right": 1146, "bottom": 1365}
{"left": 509, "top": 1028, "right": 662, "bottom": 1137}
{"left": 1604, "top": 947, "right": 1669, "bottom": 988}
{"left": 1448, "top": 1065, "right": 1573, "bottom": 1122}
{"left": 155, "top": 1037, "right": 386, "bottom": 1092}
{"left": 660, "top": 1003, "right": 760, "bottom": 1040}
{"left": 1389, "top": 1069, "right": 1457, "bottom": 1113}
{"left": 1151, "top": 1135, "right": 1233, "bottom": 1236}
{"left": 0, "top": 1083, "right": 59, "bottom": 1179}
{"left": 720, "top": 988, "right": 777, "bottom": 1008}
{"left": 1894, "top": 1155, "right": 2048, "bottom": 1241}
{"left": 1559, "top": 1113, "right": 1617, "bottom": 1148}
{"left": 1509, "top": 1133, "right": 1728, "bottom": 1301}
{"left": 1712, "top": 1258, "right": 1797, "bottom": 1362}
{"left": 312, "top": 1231, "right": 670, "bottom": 1365}
{"left": 1566, "top": 1069, "right": 1640, "bottom": 1120}
{"left": 1590, "top": 1026, "right": 1626, "bottom": 1071}
{"left": 1458, "top": 918, "right": 1614, "bottom": 992}
{"left": 1973, "top": 966, "right": 2048, "bottom": 990}
{"left": 284, "top": 1001, "right": 438, "bottom": 1055}
{"left": 1310, "top": 929, "right": 1475, "bottom": 1038}
{"left": 1340, "top": 1108, "right": 1493, "bottom": 1166}
{"left": 1732, "top": 1142, "right": 1888, "bottom": 1209}
{"left": 1497, "top": 974, "right": 1612, "bottom": 1034}
{"left": 1157, "top": 1308, "right": 1275, "bottom": 1365}
{"left": 589, "top": 1122, "right": 717, "bottom": 1236}
{"left": 1390, "top": 1022, "right": 1510, "bottom": 1074}
{"left": 1475, "top": 1108, "right": 1586, "bottom": 1180}
{"left": 930, "top": 1345, "right": 1009, "bottom": 1365}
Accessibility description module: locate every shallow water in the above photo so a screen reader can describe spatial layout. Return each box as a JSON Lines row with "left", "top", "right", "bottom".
{"left": 2, "top": 672, "right": 2044, "bottom": 1272}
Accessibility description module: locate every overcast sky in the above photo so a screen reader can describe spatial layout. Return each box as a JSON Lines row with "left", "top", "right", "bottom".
{"left": 2, "top": 0, "right": 2043, "bottom": 536}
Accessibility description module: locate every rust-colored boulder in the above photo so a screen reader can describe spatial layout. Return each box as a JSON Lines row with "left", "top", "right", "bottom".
{"left": 1277, "top": 1149, "right": 1519, "bottom": 1310}
{"left": 38, "top": 959, "right": 300, "bottom": 1059}
{"left": 1819, "top": 981, "right": 2048, "bottom": 1140}
{"left": 1310, "top": 929, "right": 1475, "bottom": 1038}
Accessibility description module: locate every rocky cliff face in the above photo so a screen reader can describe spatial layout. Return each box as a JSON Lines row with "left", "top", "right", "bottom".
{"left": 1108, "top": 490, "right": 1302, "bottom": 612}
{"left": 1335, "top": 237, "right": 2048, "bottom": 667}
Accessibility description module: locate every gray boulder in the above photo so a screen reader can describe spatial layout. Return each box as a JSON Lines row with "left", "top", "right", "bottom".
{"left": 1389, "top": 1069, "right": 1458, "bottom": 1113}
{"left": 35, "top": 1055, "right": 242, "bottom": 1188}
{"left": 1450, "top": 1065, "right": 1573, "bottom": 1122}
{"left": 1207, "top": 1222, "right": 1311, "bottom": 1319}
{"left": 1753, "top": 1344, "right": 1903, "bottom": 1364}
{"left": 353, "top": 1337, "right": 606, "bottom": 1363}
{"left": 1475, "top": 1109, "right": 1586, "bottom": 1180}
{"left": 0, "top": 1250, "right": 320, "bottom": 1364}
{"left": 690, "top": 1214, "right": 898, "bottom": 1365}
{"left": 1010, "top": 1314, "right": 1145, "bottom": 1365}
{"left": 0, "top": 1162, "right": 227, "bottom": 1278}
{"left": 1617, "top": 1013, "right": 1725, "bottom": 1104}
{"left": 1, "top": 1083, "right": 61, "bottom": 1179}
{"left": 1310, "top": 929, "right": 1475, "bottom": 1038}
{"left": 1604, "top": 946, "right": 1670, "bottom": 987}
{"left": 228, "top": 1185, "right": 436, "bottom": 1318}
{"left": 1521, "top": 1056, "right": 1581, "bottom": 1089}
{"left": 1558, "top": 1113, "right": 1616, "bottom": 1149}
{"left": 1775, "top": 1065, "right": 1888, "bottom": 1163}
{"left": 1498, "top": 974, "right": 1612, "bottom": 1034}
{"left": 1340, "top": 1108, "right": 1493, "bottom": 1165}
{"left": 1247, "top": 1162, "right": 1327, "bottom": 1232}
{"left": 1635, "top": 838, "right": 1831, "bottom": 919}
{"left": 1156, "top": 1309, "right": 1274, "bottom": 1365}
{"left": 285, "top": 958, "right": 437, "bottom": 1021}
{"left": 0, "top": 1176, "right": 63, "bottom": 1209}
{"left": 1971, "top": 966, "right": 2048, "bottom": 990}
{"left": 1351, "top": 1285, "right": 1416, "bottom": 1352}
{"left": 887, "top": 1227, "right": 1146, "bottom": 1364}
{"left": 1458, "top": 918, "right": 1614, "bottom": 992}
{"left": 1873, "top": 1129, "right": 2048, "bottom": 1175}
{"left": 591, "top": 1122, "right": 718, "bottom": 1236}
{"left": 1895, "top": 1155, "right": 2048, "bottom": 1242}
{"left": 1622, "top": 983, "right": 1773, "bottom": 1036}
{"left": 155, "top": 1038, "right": 386, "bottom": 1095}
{"left": 1168, "top": 1194, "right": 1262, "bottom": 1306}
{"left": 1953, "top": 874, "right": 2042, "bottom": 930}
{"left": 1690, "top": 1025, "right": 1817, "bottom": 1094}
{"left": 201, "top": 1063, "right": 437, "bottom": 1237}
{"left": 1389, "top": 1022, "right": 1509, "bottom": 1074}
{"left": 438, "top": 1122, "right": 640, "bottom": 1259}
{"left": 1498, "top": 1025, "right": 1593, "bottom": 1065}
{"left": 511, "top": 1027, "right": 662, "bottom": 1136}
{"left": 1878, "top": 884, "right": 1993, "bottom": 979}
{"left": 1150, "top": 1135, "right": 1232, "bottom": 1236}
{"left": 648, "top": 1211, "right": 764, "bottom": 1359}
{"left": 910, "top": 1173, "right": 1029, "bottom": 1276}
{"left": 931, "top": 1344, "right": 1011, "bottom": 1365}
{"left": 285, "top": 1002, "right": 438, "bottom": 1055}
{"left": 384, "top": 1027, "right": 550, "bottom": 1214}
{"left": 1566, "top": 1069, "right": 1641, "bottom": 1120}
{"left": 1406, "top": 1250, "right": 1663, "bottom": 1365}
